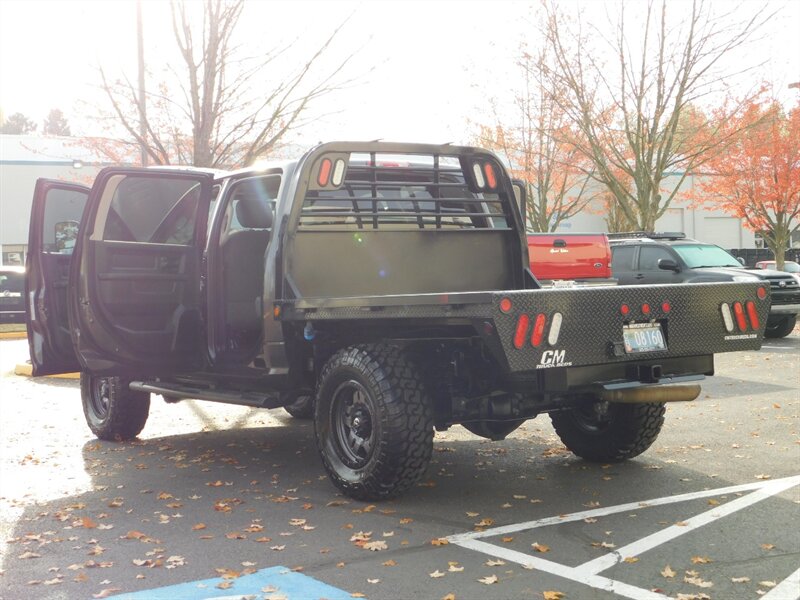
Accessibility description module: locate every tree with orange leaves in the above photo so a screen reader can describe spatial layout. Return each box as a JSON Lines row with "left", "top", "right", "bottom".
{"left": 694, "top": 94, "right": 800, "bottom": 269}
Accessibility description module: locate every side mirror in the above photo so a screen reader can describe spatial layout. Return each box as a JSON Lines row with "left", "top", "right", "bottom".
{"left": 55, "top": 220, "right": 80, "bottom": 253}
{"left": 511, "top": 179, "right": 527, "bottom": 228}
{"left": 737, "top": 256, "right": 746, "bottom": 266}
{"left": 658, "top": 258, "right": 680, "bottom": 272}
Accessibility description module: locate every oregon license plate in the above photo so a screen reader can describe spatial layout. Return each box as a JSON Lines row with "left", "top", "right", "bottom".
{"left": 623, "top": 323, "right": 666, "bottom": 353}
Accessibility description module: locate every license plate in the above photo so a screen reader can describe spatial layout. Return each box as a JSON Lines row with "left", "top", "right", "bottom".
{"left": 623, "top": 323, "right": 666, "bottom": 353}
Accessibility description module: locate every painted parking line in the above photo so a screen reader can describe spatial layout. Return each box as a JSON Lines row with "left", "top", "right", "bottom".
{"left": 109, "top": 566, "right": 352, "bottom": 600}
{"left": 448, "top": 475, "right": 800, "bottom": 600}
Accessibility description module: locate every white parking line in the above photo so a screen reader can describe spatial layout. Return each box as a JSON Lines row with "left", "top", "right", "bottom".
{"left": 448, "top": 475, "right": 800, "bottom": 600}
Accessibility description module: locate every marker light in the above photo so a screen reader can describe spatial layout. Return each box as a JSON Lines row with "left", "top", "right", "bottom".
{"left": 661, "top": 301, "right": 671, "bottom": 313}
{"left": 484, "top": 163, "right": 497, "bottom": 189}
{"left": 642, "top": 303, "right": 651, "bottom": 315}
{"left": 472, "top": 163, "right": 486, "bottom": 188}
{"left": 317, "top": 158, "right": 332, "bottom": 186}
{"left": 513, "top": 314, "right": 530, "bottom": 349}
{"left": 331, "top": 159, "right": 346, "bottom": 186}
{"left": 757, "top": 286, "right": 767, "bottom": 300}
{"left": 499, "top": 297, "right": 513, "bottom": 313}
{"left": 620, "top": 304, "right": 631, "bottom": 316}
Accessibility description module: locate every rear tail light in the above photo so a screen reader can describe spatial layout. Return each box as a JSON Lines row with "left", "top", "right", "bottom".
{"left": 484, "top": 163, "right": 497, "bottom": 189}
{"left": 733, "top": 302, "right": 747, "bottom": 331}
{"left": 720, "top": 303, "right": 734, "bottom": 332}
{"left": 746, "top": 301, "right": 759, "bottom": 329}
{"left": 531, "top": 313, "right": 547, "bottom": 347}
{"left": 757, "top": 286, "right": 767, "bottom": 300}
{"left": 620, "top": 304, "right": 630, "bottom": 316}
{"left": 661, "top": 302, "right": 671, "bottom": 313}
{"left": 548, "top": 312, "right": 563, "bottom": 346}
{"left": 499, "top": 297, "right": 513, "bottom": 313}
{"left": 642, "top": 303, "right": 651, "bottom": 315}
{"left": 513, "top": 314, "right": 530, "bottom": 349}
{"left": 317, "top": 158, "right": 332, "bottom": 186}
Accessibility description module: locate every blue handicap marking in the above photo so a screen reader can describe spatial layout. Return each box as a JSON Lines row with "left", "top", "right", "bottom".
{"left": 109, "top": 566, "right": 355, "bottom": 600}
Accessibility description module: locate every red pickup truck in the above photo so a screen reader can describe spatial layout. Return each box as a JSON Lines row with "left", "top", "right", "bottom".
{"left": 527, "top": 233, "right": 613, "bottom": 286}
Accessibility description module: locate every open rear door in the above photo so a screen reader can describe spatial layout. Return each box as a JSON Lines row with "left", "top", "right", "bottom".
{"left": 26, "top": 180, "right": 90, "bottom": 375}
{"left": 71, "top": 168, "right": 214, "bottom": 375}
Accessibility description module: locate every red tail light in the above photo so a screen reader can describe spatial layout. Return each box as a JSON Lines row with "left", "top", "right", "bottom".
{"left": 531, "top": 313, "right": 547, "bottom": 347}
{"left": 757, "top": 287, "right": 767, "bottom": 300}
{"left": 746, "top": 301, "right": 759, "bottom": 329}
{"left": 317, "top": 158, "right": 332, "bottom": 186}
{"left": 662, "top": 302, "right": 671, "bottom": 313}
{"left": 514, "top": 314, "right": 530, "bottom": 349}
{"left": 642, "top": 303, "right": 651, "bottom": 315}
{"left": 500, "top": 297, "right": 513, "bottom": 313}
{"left": 484, "top": 163, "right": 497, "bottom": 189}
{"left": 733, "top": 302, "right": 747, "bottom": 331}
{"left": 620, "top": 304, "right": 630, "bottom": 316}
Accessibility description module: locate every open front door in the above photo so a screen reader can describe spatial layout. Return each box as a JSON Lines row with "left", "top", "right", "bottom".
{"left": 26, "top": 180, "right": 90, "bottom": 375}
{"left": 71, "top": 169, "right": 214, "bottom": 376}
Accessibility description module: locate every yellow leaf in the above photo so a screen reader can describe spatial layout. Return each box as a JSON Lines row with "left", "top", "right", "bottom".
{"left": 501, "top": 536, "right": 514, "bottom": 543}
{"left": 382, "top": 559, "right": 397, "bottom": 567}
{"left": 431, "top": 538, "right": 449, "bottom": 546}
{"left": 760, "top": 543, "right": 775, "bottom": 550}
{"left": 442, "top": 595, "right": 456, "bottom": 600}
{"left": 216, "top": 581, "right": 234, "bottom": 590}
{"left": 543, "top": 592, "right": 564, "bottom": 600}
{"left": 623, "top": 557, "right": 639, "bottom": 563}
{"left": 192, "top": 523, "right": 207, "bottom": 531}
{"left": 474, "top": 518, "right": 494, "bottom": 528}
{"left": 661, "top": 565, "right": 676, "bottom": 578}
{"left": 399, "top": 518, "right": 413, "bottom": 524}
{"left": 691, "top": 556, "right": 712, "bottom": 564}
{"left": 448, "top": 564, "right": 464, "bottom": 573}
{"left": 532, "top": 542, "right": 550, "bottom": 553}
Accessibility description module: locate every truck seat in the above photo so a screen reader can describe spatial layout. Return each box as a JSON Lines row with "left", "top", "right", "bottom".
{"left": 221, "top": 195, "right": 273, "bottom": 332}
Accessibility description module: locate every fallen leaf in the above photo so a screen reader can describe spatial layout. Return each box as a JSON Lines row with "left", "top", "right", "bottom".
{"left": 430, "top": 570, "right": 445, "bottom": 578}
{"left": 351, "top": 594, "right": 366, "bottom": 598}
{"left": 93, "top": 589, "right": 122, "bottom": 598}
{"left": 501, "top": 536, "right": 514, "bottom": 543}
{"left": 382, "top": 559, "right": 397, "bottom": 567}
{"left": 431, "top": 538, "right": 449, "bottom": 546}
{"left": 623, "top": 557, "right": 639, "bottom": 563}
{"left": 532, "top": 542, "right": 550, "bottom": 553}
{"left": 707, "top": 499, "right": 720, "bottom": 506}
{"left": 543, "top": 592, "right": 564, "bottom": 600}
{"left": 759, "top": 581, "right": 777, "bottom": 588}
{"left": 18, "top": 551, "right": 41, "bottom": 559}
{"left": 691, "top": 556, "right": 712, "bottom": 564}
{"left": 684, "top": 575, "right": 713, "bottom": 588}
{"left": 485, "top": 559, "right": 505, "bottom": 566}
{"left": 216, "top": 580, "right": 234, "bottom": 590}
{"left": 448, "top": 564, "right": 464, "bottom": 573}
{"left": 270, "top": 545, "right": 285, "bottom": 551}
{"left": 192, "top": 523, "right": 207, "bottom": 531}
{"left": 367, "top": 578, "right": 380, "bottom": 584}
{"left": 442, "top": 595, "right": 456, "bottom": 600}
{"left": 478, "top": 575, "right": 498, "bottom": 585}
{"left": 755, "top": 474, "right": 771, "bottom": 480}
{"left": 760, "top": 543, "right": 775, "bottom": 551}
{"left": 584, "top": 518, "right": 598, "bottom": 524}
{"left": 661, "top": 565, "right": 677, "bottom": 578}
{"left": 731, "top": 576, "right": 750, "bottom": 583}
{"left": 399, "top": 518, "right": 413, "bottom": 524}
{"left": 363, "top": 540, "right": 388, "bottom": 551}
{"left": 466, "top": 511, "right": 479, "bottom": 517}
{"left": 474, "top": 518, "right": 494, "bottom": 528}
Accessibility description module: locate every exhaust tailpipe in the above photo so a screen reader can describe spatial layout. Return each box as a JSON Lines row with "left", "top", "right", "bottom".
{"left": 600, "top": 384, "right": 701, "bottom": 404}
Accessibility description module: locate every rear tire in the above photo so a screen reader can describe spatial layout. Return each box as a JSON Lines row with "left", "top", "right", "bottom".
{"left": 81, "top": 373, "right": 150, "bottom": 441}
{"left": 765, "top": 314, "right": 796, "bottom": 338}
{"left": 314, "top": 345, "right": 434, "bottom": 500}
{"left": 550, "top": 400, "right": 665, "bottom": 462}
{"left": 284, "top": 395, "right": 314, "bottom": 419}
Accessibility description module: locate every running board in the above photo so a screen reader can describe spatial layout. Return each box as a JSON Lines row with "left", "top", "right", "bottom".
{"left": 128, "top": 381, "right": 283, "bottom": 409}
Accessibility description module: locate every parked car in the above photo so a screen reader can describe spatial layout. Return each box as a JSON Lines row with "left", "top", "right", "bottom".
{"left": 754, "top": 260, "right": 800, "bottom": 285}
{"left": 609, "top": 232, "right": 800, "bottom": 338}
{"left": 0, "top": 266, "right": 25, "bottom": 323}
{"left": 527, "top": 232, "right": 615, "bottom": 286}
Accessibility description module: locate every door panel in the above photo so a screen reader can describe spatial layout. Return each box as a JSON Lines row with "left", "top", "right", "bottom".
{"left": 72, "top": 169, "right": 213, "bottom": 375}
{"left": 25, "top": 180, "right": 90, "bottom": 376}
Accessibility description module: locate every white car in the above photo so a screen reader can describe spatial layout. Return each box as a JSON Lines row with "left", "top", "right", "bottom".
{"left": 755, "top": 260, "right": 800, "bottom": 284}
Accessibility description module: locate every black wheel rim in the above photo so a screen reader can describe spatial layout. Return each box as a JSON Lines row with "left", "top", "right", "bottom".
{"left": 571, "top": 404, "right": 611, "bottom": 434}
{"left": 90, "top": 377, "right": 111, "bottom": 420}
{"left": 331, "top": 380, "right": 375, "bottom": 469}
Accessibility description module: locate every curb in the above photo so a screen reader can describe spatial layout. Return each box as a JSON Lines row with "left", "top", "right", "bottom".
{"left": 13, "top": 362, "right": 80, "bottom": 379}
{"left": 0, "top": 331, "right": 27, "bottom": 340}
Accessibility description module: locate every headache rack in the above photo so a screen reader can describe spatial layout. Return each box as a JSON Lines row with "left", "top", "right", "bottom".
{"left": 298, "top": 151, "right": 511, "bottom": 231}
{"left": 607, "top": 231, "right": 688, "bottom": 241}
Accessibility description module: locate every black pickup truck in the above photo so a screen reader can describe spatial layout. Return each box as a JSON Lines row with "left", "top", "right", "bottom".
{"left": 25, "top": 142, "right": 769, "bottom": 500}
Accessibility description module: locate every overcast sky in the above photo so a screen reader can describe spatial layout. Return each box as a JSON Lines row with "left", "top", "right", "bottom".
{"left": 1, "top": 0, "right": 798, "bottom": 150}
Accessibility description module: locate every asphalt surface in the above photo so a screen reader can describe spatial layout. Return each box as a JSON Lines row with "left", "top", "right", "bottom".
{"left": 0, "top": 333, "right": 798, "bottom": 600}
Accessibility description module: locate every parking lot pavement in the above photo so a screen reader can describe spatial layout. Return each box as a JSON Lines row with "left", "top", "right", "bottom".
{"left": 1, "top": 334, "right": 798, "bottom": 600}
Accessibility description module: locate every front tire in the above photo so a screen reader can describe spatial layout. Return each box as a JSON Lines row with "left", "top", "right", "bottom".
{"left": 550, "top": 400, "right": 665, "bottom": 462}
{"left": 314, "top": 345, "right": 434, "bottom": 500}
{"left": 765, "top": 314, "right": 796, "bottom": 339}
{"left": 81, "top": 373, "right": 151, "bottom": 441}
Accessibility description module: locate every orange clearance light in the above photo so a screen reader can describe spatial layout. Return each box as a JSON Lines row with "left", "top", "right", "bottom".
{"left": 757, "top": 286, "right": 767, "bottom": 300}
{"left": 661, "top": 301, "right": 671, "bottom": 313}
{"left": 484, "top": 163, "right": 497, "bottom": 189}
{"left": 642, "top": 303, "right": 651, "bottom": 315}
{"left": 733, "top": 301, "right": 747, "bottom": 331}
{"left": 513, "top": 314, "right": 531, "bottom": 349}
{"left": 746, "top": 300, "right": 759, "bottom": 329}
{"left": 317, "top": 158, "right": 332, "bottom": 186}
{"left": 273, "top": 305, "right": 281, "bottom": 318}
{"left": 620, "top": 304, "right": 630, "bottom": 316}
{"left": 531, "top": 313, "right": 547, "bottom": 347}
{"left": 499, "top": 297, "right": 513, "bottom": 313}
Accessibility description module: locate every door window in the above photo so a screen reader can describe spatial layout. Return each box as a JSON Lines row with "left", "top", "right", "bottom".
{"left": 42, "top": 188, "right": 88, "bottom": 254}
{"left": 611, "top": 246, "right": 636, "bottom": 272}
{"left": 638, "top": 246, "right": 674, "bottom": 271}
{"left": 101, "top": 176, "right": 202, "bottom": 245}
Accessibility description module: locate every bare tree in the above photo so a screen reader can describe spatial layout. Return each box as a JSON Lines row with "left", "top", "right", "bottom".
{"left": 92, "top": 0, "right": 359, "bottom": 168}
{"left": 476, "top": 48, "right": 597, "bottom": 232}
{"left": 542, "top": 0, "right": 771, "bottom": 231}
